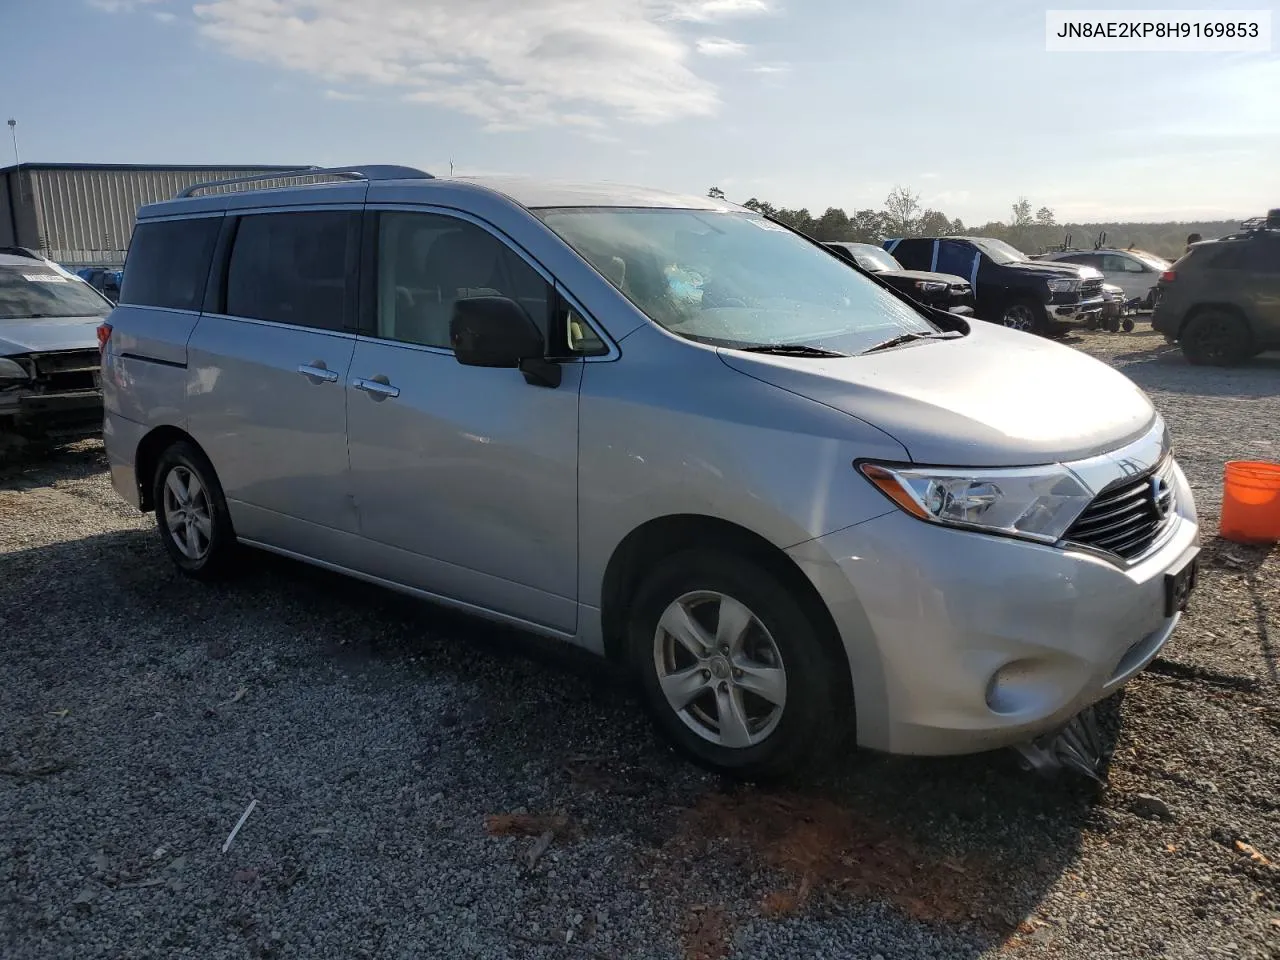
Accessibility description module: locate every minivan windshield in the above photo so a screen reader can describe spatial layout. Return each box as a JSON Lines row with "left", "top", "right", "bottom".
{"left": 968, "top": 237, "right": 1028, "bottom": 265}
{"left": 0, "top": 266, "right": 112, "bottom": 320}
{"left": 537, "top": 208, "right": 937, "bottom": 352}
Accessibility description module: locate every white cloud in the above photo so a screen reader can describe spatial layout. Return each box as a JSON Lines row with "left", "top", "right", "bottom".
{"left": 153, "top": 11, "right": 177, "bottom": 22}
{"left": 749, "top": 63, "right": 789, "bottom": 74}
{"left": 191, "top": 0, "right": 739, "bottom": 130}
{"left": 88, "top": 0, "right": 163, "bottom": 10}
{"left": 324, "top": 89, "right": 365, "bottom": 101}
{"left": 663, "top": 0, "right": 770, "bottom": 22}
{"left": 696, "top": 37, "right": 747, "bottom": 57}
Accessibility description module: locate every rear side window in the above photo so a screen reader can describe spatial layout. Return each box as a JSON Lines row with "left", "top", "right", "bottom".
{"left": 888, "top": 239, "right": 931, "bottom": 269}
{"left": 225, "top": 211, "right": 359, "bottom": 331}
{"left": 119, "top": 217, "right": 221, "bottom": 311}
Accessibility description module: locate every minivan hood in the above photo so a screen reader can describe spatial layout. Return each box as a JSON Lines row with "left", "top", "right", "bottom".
{"left": 719, "top": 322, "right": 1155, "bottom": 466}
{"left": 0, "top": 315, "right": 105, "bottom": 355}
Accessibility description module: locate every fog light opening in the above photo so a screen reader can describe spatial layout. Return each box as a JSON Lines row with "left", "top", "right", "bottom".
{"left": 985, "top": 659, "right": 1043, "bottom": 716}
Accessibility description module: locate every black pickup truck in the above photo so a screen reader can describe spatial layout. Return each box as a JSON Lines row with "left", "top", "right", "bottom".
{"left": 885, "top": 236, "right": 1106, "bottom": 334}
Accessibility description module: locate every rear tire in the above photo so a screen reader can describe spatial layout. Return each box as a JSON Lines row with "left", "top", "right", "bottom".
{"left": 1180, "top": 310, "right": 1252, "bottom": 366}
{"left": 1122, "top": 318, "right": 1135, "bottom": 333}
{"left": 627, "top": 550, "right": 846, "bottom": 779}
{"left": 152, "top": 441, "right": 236, "bottom": 579}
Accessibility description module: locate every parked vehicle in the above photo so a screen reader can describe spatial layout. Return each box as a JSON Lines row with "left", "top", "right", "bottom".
{"left": 75, "top": 267, "right": 124, "bottom": 303}
{"left": 1, "top": 247, "right": 112, "bottom": 445}
{"left": 885, "top": 236, "right": 1106, "bottom": 334}
{"left": 1152, "top": 211, "right": 1280, "bottom": 365}
{"left": 100, "top": 166, "right": 1200, "bottom": 778}
{"left": 1039, "top": 246, "right": 1169, "bottom": 308}
{"left": 824, "top": 241, "right": 975, "bottom": 314}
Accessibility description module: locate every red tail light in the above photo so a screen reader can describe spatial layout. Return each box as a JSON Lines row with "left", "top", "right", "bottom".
{"left": 1159, "top": 270, "right": 1176, "bottom": 283}
{"left": 96, "top": 322, "right": 113, "bottom": 356}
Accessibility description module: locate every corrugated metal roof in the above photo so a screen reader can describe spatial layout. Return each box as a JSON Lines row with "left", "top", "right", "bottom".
{"left": 1, "top": 166, "right": 315, "bottom": 267}
{"left": 0, "top": 162, "right": 307, "bottom": 175}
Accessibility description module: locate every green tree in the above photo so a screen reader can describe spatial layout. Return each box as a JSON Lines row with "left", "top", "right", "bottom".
{"left": 707, "top": 186, "right": 726, "bottom": 200}
{"left": 1035, "top": 206, "right": 1056, "bottom": 226}
{"left": 1010, "top": 197, "right": 1034, "bottom": 228}
{"left": 916, "top": 209, "right": 953, "bottom": 237}
{"left": 884, "top": 185, "right": 921, "bottom": 236}
{"left": 813, "top": 207, "right": 852, "bottom": 241}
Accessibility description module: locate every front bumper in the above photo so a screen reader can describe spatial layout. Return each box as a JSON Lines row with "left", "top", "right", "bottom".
{"left": 1050, "top": 295, "right": 1107, "bottom": 324}
{"left": 787, "top": 459, "right": 1198, "bottom": 756}
{"left": 0, "top": 388, "right": 103, "bottom": 440}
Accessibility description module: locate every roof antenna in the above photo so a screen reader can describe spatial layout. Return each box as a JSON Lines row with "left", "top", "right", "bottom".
{"left": 449, "top": 159, "right": 454, "bottom": 177}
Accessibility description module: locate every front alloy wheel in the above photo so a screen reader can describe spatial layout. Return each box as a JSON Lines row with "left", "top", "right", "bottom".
{"left": 628, "top": 550, "right": 846, "bottom": 778}
{"left": 654, "top": 591, "right": 787, "bottom": 749}
{"left": 1001, "top": 302, "right": 1040, "bottom": 332}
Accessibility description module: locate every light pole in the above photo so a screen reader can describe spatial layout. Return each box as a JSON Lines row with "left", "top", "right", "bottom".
{"left": 6, "top": 119, "right": 18, "bottom": 167}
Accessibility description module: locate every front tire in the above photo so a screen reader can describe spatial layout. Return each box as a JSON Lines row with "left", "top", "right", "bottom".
{"left": 152, "top": 441, "right": 236, "bottom": 579}
{"left": 627, "top": 550, "right": 845, "bottom": 779}
{"left": 999, "top": 299, "right": 1045, "bottom": 335}
{"left": 1180, "top": 310, "right": 1252, "bottom": 366}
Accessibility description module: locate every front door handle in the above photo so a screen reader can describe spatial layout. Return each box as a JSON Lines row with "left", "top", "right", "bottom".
{"left": 297, "top": 362, "right": 339, "bottom": 384}
{"left": 352, "top": 375, "right": 400, "bottom": 400}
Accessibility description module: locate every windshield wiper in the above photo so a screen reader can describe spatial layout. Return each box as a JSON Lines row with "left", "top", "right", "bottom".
{"left": 860, "top": 331, "right": 961, "bottom": 355}
{"left": 737, "top": 344, "right": 850, "bottom": 358}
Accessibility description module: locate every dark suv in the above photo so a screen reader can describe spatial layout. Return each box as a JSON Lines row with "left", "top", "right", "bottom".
{"left": 1151, "top": 211, "right": 1280, "bottom": 366}
{"left": 887, "top": 236, "right": 1105, "bottom": 334}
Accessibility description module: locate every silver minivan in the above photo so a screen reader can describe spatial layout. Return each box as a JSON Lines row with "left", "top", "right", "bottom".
{"left": 100, "top": 166, "right": 1199, "bottom": 778}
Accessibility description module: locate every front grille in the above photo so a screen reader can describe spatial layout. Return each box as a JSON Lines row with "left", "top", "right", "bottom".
{"left": 1080, "top": 278, "right": 1104, "bottom": 298}
{"left": 32, "top": 350, "right": 100, "bottom": 392}
{"left": 1064, "top": 458, "right": 1176, "bottom": 560}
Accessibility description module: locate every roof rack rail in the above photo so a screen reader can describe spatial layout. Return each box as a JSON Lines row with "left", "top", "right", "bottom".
{"left": 177, "top": 164, "right": 434, "bottom": 199}
{"left": 0, "top": 245, "right": 45, "bottom": 260}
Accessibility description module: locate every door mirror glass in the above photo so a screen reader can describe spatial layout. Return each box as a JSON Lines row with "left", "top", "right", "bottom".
{"left": 451, "top": 296, "right": 545, "bottom": 368}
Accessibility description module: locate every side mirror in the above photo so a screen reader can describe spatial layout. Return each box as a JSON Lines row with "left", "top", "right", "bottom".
{"left": 450, "top": 296, "right": 561, "bottom": 388}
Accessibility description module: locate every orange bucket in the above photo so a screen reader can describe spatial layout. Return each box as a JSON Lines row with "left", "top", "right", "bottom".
{"left": 1220, "top": 460, "right": 1280, "bottom": 543}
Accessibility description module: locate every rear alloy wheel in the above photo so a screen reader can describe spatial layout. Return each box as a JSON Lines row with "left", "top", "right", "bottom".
{"left": 152, "top": 441, "right": 235, "bottom": 579}
{"left": 1180, "top": 310, "right": 1252, "bottom": 367}
{"left": 999, "top": 300, "right": 1044, "bottom": 334}
{"left": 628, "top": 550, "right": 845, "bottom": 778}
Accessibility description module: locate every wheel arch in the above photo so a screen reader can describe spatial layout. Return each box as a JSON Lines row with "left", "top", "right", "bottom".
{"left": 598, "top": 514, "right": 853, "bottom": 703}
{"left": 134, "top": 425, "right": 209, "bottom": 511}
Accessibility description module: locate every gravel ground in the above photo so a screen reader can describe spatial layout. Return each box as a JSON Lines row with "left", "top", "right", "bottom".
{"left": 2, "top": 327, "right": 1278, "bottom": 960}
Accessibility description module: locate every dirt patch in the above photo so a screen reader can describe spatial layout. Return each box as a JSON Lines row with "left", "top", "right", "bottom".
{"left": 666, "top": 789, "right": 1016, "bottom": 931}
{"left": 680, "top": 904, "right": 731, "bottom": 960}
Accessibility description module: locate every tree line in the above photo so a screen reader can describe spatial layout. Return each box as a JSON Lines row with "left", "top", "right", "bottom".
{"left": 706, "top": 185, "right": 1242, "bottom": 260}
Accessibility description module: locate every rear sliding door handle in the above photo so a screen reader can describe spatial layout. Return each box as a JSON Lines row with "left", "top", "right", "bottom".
{"left": 297, "top": 362, "right": 339, "bottom": 384}
{"left": 352, "top": 376, "right": 400, "bottom": 400}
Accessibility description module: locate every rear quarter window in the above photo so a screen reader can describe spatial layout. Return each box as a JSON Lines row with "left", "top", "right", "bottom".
{"left": 119, "top": 217, "right": 222, "bottom": 311}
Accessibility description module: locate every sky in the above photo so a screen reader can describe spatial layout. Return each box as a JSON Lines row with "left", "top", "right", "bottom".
{"left": 1, "top": 0, "right": 1277, "bottom": 225}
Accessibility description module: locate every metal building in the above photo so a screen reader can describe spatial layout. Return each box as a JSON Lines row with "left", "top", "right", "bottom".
{"left": 0, "top": 163, "right": 310, "bottom": 269}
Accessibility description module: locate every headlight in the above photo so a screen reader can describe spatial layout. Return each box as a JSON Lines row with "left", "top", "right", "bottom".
{"left": 859, "top": 462, "right": 1094, "bottom": 543}
{"left": 914, "top": 280, "right": 948, "bottom": 293}
{"left": 0, "top": 357, "right": 31, "bottom": 383}
{"left": 1046, "top": 278, "right": 1079, "bottom": 293}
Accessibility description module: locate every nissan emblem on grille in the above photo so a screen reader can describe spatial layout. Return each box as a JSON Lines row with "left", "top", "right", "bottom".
{"left": 1151, "top": 474, "right": 1174, "bottom": 520}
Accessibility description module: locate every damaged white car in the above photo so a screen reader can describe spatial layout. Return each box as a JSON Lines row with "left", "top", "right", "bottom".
{"left": 0, "top": 248, "right": 112, "bottom": 450}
